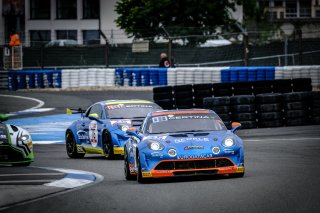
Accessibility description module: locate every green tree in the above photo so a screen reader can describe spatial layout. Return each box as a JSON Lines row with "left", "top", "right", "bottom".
{"left": 115, "top": 0, "right": 242, "bottom": 43}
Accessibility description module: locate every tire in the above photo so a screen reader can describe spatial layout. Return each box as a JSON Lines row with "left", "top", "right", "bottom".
{"left": 230, "top": 95, "right": 255, "bottom": 105}
{"left": 175, "top": 97, "right": 193, "bottom": 108}
{"left": 231, "top": 104, "right": 255, "bottom": 113}
{"left": 310, "top": 116, "right": 320, "bottom": 124}
{"left": 209, "top": 105, "right": 230, "bottom": 114}
{"left": 311, "top": 108, "right": 320, "bottom": 116}
{"left": 66, "top": 131, "right": 85, "bottom": 158}
{"left": 292, "top": 78, "right": 312, "bottom": 92}
{"left": 153, "top": 92, "right": 173, "bottom": 100}
{"left": 258, "top": 119, "right": 283, "bottom": 128}
{"left": 255, "top": 93, "right": 283, "bottom": 104}
{"left": 258, "top": 112, "right": 283, "bottom": 121}
{"left": 311, "top": 100, "right": 320, "bottom": 108}
{"left": 233, "top": 88, "right": 253, "bottom": 96}
{"left": 154, "top": 99, "right": 175, "bottom": 110}
{"left": 285, "top": 101, "right": 307, "bottom": 110}
{"left": 217, "top": 113, "right": 231, "bottom": 121}
{"left": 124, "top": 148, "right": 136, "bottom": 180}
{"left": 253, "top": 80, "right": 273, "bottom": 95}
{"left": 232, "top": 113, "right": 256, "bottom": 121}
{"left": 257, "top": 103, "right": 282, "bottom": 112}
{"left": 13, "top": 162, "right": 31, "bottom": 166}
{"left": 284, "top": 110, "right": 307, "bottom": 119}
{"left": 193, "top": 89, "right": 212, "bottom": 98}
{"left": 136, "top": 151, "right": 146, "bottom": 183}
{"left": 238, "top": 120, "right": 257, "bottom": 129}
{"left": 193, "top": 83, "right": 213, "bottom": 91}
{"left": 311, "top": 91, "right": 320, "bottom": 100}
{"left": 203, "top": 97, "right": 230, "bottom": 107}
{"left": 283, "top": 92, "right": 310, "bottom": 102}
{"left": 285, "top": 117, "right": 308, "bottom": 126}
{"left": 174, "top": 84, "right": 193, "bottom": 92}
{"left": 153, "top": 86, "right": 173, "bottom": 93}
{"left": 214, "top": 88, "right": 233, "bottom": 97}
{"left": 174, "top": 91, "right": 193, "bottom": 99}
{"left": 102, "top": 131, "right": 114, "bottom": 159}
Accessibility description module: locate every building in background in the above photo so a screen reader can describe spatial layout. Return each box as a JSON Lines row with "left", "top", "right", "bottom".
{"left": 0, "top": 0, "right": 243, "bottom": 47}
{"left": 259, "top": 0, "right": 320, "bottom": 37}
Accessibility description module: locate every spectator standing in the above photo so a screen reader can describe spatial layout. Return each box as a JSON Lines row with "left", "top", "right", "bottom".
{"left": 159, "top": 53, "right": 171, "bottom": 67}
{"left": 9, "top": 30, "right": 21, "bottom": 47}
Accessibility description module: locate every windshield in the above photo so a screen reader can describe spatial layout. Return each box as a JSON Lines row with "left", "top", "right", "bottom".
{"left": 106, "top": 103, "right": 161, "bottom": 119}
{"left": 146, "top": 112, "right": 226, "bottom": 134}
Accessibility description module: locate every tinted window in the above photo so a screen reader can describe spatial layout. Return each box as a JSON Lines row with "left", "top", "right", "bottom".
{"left": 30, "top": 0, "right": 50, "bottom": 19}
{"left": 30, "top": 30, "right": 51, "bottom": 47}
{"left": 83, "top": 0, "right": 99, "bottom": 19}
{"left": 145, "top": 112, "right": 226, "bottom": 134}
{"left": 56, "top": 30, "right": 77, "bottom": 40}
{"left": 106, "top": 103, "right": 161, "bottom": 119}
{"left": 56, "top": 0, "right": 77, "bottom": 19}
{"left": 87, "top": 104, "right": 104, "bottom": 119}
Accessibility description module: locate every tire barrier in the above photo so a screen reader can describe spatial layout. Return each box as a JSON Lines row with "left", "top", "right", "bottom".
{"left": 5, "top": 66, "right": 320, "bottom": 90}
{"left": 8, "top": 70, "right": 62, "bottom": 90}
{"left": 310, "top": 91, "right": 320, "bottom": 125}
{"left": 283, "top": 92, "right": 310, "bottom": 126}
{"left": 203, "top": 96, "right": 231, "bottom": 128}
{"left": 173, "top": 84, "right": 194, "bottom": 109}
{"left": 221, "top": 67, "right": 275, "bottom": 82}
{"left": 230, "top": 95, "right": 257, "bottom": 129}
{"left": 153, "top": 86, "right": 174, "bottom": 110}
{"left": 193, "top": 83, "right": 213, "bottom": 108}
{"left": 256, "top": 93, "right": 284, "bottom": 128}
{"left": 115, "top": 68, "right": 167, "bottom": 86}
{"left": 61, "top": 68, "right": 115, "bottom": 89}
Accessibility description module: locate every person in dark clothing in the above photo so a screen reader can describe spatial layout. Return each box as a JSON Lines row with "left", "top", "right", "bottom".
{"left": 159, "top": 53, "right": 171, "bottom": 67}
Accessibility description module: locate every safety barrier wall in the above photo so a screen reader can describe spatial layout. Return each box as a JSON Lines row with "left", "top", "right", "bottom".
{"left": 5, "top": 66, "right": 320, "bottom": 90}
{"left": 8, "top": 70, "right": 61, "bottom": 90}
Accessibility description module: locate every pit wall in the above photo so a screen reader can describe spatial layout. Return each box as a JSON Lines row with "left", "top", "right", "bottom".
{"left": 6, "top": 66, "right": 320, "bottom": 90}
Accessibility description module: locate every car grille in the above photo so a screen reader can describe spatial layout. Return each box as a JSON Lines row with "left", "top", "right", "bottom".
{"left": 0, "top": 146, "right": 24, "bottom": 161}
{"left": 154, "top": 158, "right": 234, "bottom": 171}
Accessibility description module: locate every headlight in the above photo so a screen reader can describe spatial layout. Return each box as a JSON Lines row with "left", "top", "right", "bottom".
{"left": 168, "top": 148, "right": 177, "bottom": 157}
{"left": 120, "top": 125, "right": 129, "bottom": 132}
{"left": 222, "top": 137, "right": 235, "bottom": 147}
{"left": 19, "top": 135, "right": 30, "bottom": 142}
{"left": 148, "top": 141, "right": 164, "bottom": 151}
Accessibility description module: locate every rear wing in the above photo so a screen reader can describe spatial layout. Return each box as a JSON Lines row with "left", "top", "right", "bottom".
{"left": 66, "top": 108, "right": 86, "bottom": 115}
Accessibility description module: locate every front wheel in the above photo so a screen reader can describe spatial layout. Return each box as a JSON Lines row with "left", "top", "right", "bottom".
{"left": 66, "top": 131, "right": 85, "bottom": 158}
{"left": 124, "top": 148, "right": 136, "bottom": 180}
{"left": 136, "top": 151, "right": 147, "bottom": 183}
{"left": 102, "top": 131, "right": 114, "bottom": 160}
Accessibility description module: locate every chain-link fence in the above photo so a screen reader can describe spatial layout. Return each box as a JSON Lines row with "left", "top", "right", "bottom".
{"left": 1, "top": 28, "right": 320, "bottom": 69}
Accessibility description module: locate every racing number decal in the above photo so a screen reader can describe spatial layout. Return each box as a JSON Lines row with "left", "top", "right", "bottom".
{"left": 89, "top": 120, "right": 98, "bottom": 147}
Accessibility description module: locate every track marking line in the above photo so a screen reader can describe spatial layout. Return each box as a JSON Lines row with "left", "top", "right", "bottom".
{"left": 245, "top": 137, "right": 320, "bottom": 142}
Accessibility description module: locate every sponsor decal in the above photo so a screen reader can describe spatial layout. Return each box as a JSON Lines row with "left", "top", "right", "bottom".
{"left": 236, "top": 167, "right": 244, "bottom": 173}
{"left": 144, "top": 135, "right": 167, "bottom": 141}
{"left": 177, "top": 153, "right": 214, "bottom": 159}
{"left": 142, "top": 172, "right": 152, "bottom": 177}
{"left": 107, "top": 104, "right": 125, "bottom": 110}
{"left": 77, "top": 145, "right": 85, "bottom": 153}
{"left": 223, "top": 148, "right": 235, "bottom": 154}
{"left": 174, "top": 137, "right": 210, "bottom": 143}
{"left": 184, "top": 146, "right": 204, "bottom": 150}
{"left": 151, "top": 152, "right": 164, "bottom": 157}
{"left": 168, "top": 115, "right": 210, "bottom": 120}
{"left": 125, "top": 104, "right": 153, "bottom": 108}
{"left": 89, "top": 121, "right": 98, "bottom": 147}
{"left": 77, "top": 130, "right": 89, "bottom": 140}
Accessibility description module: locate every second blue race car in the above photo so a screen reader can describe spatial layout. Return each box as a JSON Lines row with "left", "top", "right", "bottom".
{"left": 124, "top": 109, "right": 244, "bottom": 183}
{"left": 65, "top": 99, "right": 162, "bottom": 159}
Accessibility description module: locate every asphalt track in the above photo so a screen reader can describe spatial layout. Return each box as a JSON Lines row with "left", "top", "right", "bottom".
{"left": 1, "top": 89, "right": 320, "bottom": 213}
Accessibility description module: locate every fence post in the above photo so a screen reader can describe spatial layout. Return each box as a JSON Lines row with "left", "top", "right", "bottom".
{"left": 243, "top": 33, "right": 249, "bottom": 66}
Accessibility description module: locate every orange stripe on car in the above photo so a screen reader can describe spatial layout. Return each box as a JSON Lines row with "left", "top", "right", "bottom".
{"left": 152, "top": 110, "right": 210, "bottom": 116}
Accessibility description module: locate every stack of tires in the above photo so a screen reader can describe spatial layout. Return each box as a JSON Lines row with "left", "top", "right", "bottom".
{"left": 310, "top": 91, "right": 320, "bottom": 124}
{"left": 230, "top": 95, "right": 257, "bottom": 129}
{"left": 174, "top": 85, "right": 194, "bottom": 109}
{"left": 213, "top": 83, "right": 233, "bottom": 97}
{"left": 153, "top": 86, "right": 174, "bottom": 110}
{"left": 193, "top": 83, "right": 213, "bottom": 108}
{"left": 283, "top": 92, "right": 310, "bottom": 126}
{"left": 256, "top": 93, "right": 283, "bottom": 128}
{"left": 203, "top": 97, "right": 231, "bottom": 128}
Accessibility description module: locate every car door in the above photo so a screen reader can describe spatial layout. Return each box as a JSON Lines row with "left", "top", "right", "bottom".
{"left": 81, "top": 104, "right": 105, "bottom": 148}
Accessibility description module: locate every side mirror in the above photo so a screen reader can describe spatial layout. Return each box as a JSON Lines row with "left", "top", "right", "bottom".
{"left": 0, "top": 114, "right": 9, "bottom": 122}
{"left": 231, "top": 122, "right": 241, "bottom": 133}
{"left": 126, "top": 129, "right": 142, "bottom": 140}
{"left": 88, "top": 114, "right": 103, "bottom": 124}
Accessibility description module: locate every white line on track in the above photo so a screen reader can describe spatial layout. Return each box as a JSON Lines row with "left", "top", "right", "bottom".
{"left": 245, "top": 137, "right": 320, "bottom": 142}
{"left": 0, "top": 94, "right": 54, "bottom": 116}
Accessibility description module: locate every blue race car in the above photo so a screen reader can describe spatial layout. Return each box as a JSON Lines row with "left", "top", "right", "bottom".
{"left": 65, "top": 100, "right": 162, "bottom": 159}
{"left": 124, "top": 109, "right": 244, "bottom": 183}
